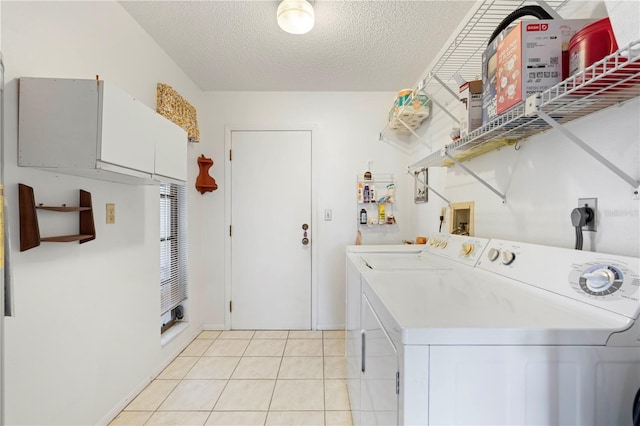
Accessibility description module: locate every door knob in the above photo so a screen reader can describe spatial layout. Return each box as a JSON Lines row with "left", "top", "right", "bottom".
{"left": 302, "top": 237, "right": 309, "bottom": 245}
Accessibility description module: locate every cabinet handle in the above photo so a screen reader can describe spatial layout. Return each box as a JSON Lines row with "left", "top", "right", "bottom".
{"left": 361, "top": 329, "right": 366, "bottom": 373}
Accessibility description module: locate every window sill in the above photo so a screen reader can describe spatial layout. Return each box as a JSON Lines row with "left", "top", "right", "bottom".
{"left": 161, "top": 321, "right": 189, "bottom": 348}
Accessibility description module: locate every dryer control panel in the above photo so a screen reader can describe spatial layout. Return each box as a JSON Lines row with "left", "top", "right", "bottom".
{"left": 477, "top": 239, "right": 640, "bottom": 319}
{"left": 424, "top": 233, "right": 490, "bottom": 267}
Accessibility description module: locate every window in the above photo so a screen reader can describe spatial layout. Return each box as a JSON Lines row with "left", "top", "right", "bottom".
{"left": 160, "top": 182, "right": 187, "bottom": 333}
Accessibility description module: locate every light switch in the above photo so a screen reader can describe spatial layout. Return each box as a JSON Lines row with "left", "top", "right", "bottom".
{"left": 106, "top": 203, "right": 115, "bottom": 224}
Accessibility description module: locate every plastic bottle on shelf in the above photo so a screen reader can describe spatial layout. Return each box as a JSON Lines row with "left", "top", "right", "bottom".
{"left": 369, "top": 185, "right": 376, "bottom": 203}
{"left": 363, "top": 185, "right": 370, "bottom": 203}
{"left": 378, "top": 203, "right": 386, "bottom": 224}
{"left": 360, "top": 209, "right": 367, "bottom": 224}
{"left": 357, "top": 182, "right": 363, "bottom": 202}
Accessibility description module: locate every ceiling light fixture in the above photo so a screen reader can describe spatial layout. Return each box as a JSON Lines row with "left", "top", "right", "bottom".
{"left": 277, "top": 0, "right": 314, "bottom": 35}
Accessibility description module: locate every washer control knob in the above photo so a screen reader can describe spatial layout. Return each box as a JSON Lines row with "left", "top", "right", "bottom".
{"left": 461, "top": 244, "right": 474, "bottom": 257}
{"left": 501, "top": 251, "right": 516, "bottom": 265}
{"left": 583, "top": 268, "right": 615, "bottom": 292}
{"left": 440, "top": 241, "right": 448, "bottom": 249}
{"left": 487, "top": 248, "right": 500, "bottom": 262}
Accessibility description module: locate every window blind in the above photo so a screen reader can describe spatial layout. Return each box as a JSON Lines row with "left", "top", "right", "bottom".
{"left": 160, "top": 182, "right": 188, "bottom": 316}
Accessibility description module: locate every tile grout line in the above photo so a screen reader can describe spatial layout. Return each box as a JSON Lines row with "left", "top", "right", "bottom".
{"left": 323, "top": 331, "right": 327, "bottom": 426}
{"left": 264, "top": 332, "right": 286, "bottom": 425}
{"left": 144, "top": 333, "right": 219, "bottom": 425}
{"left": 115, "top": 330, "right": 349, "bottom": 426}
{"left": 205, "top": 331, "right": 243, "bottom": 423}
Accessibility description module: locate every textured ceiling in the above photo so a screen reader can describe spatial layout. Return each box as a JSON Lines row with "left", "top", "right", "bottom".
{"left": 120, "top": 1, "right": 476, "bottom": 91}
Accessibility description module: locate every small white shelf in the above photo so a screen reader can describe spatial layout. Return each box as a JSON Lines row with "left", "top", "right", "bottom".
{"left": 357, "top": 174, "right": 396, "bottom": 227}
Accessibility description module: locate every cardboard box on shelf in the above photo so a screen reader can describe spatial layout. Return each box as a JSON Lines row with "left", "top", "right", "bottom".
{"left": 458, "top": 80, "right": 482, "bottom": 137}
{"left": 482, "top": 19, "right": 594, "bottom": 123}
{"left": 482, "top": 29, "right": 507, "bottom": 125}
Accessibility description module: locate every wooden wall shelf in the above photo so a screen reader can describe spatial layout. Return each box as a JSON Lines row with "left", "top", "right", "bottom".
{"left": 37, "top": 206, "right": 92, "bottom": 212}
{"left": 195, "top": 154, "right": 218, "bottom": 194}
{"left": 19, "top": 183, "right": 96, "bottom": 251}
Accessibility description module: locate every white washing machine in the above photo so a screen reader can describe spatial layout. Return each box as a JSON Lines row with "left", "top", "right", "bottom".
{"left": 345, "top": 235, "right": 491, "bottom": 426}
{"left": 346, "top": 235, "right": 640, "bottom": 426}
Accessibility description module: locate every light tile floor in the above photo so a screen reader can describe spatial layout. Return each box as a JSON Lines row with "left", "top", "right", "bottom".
{"left": 110, "top": 330, "right": 352, "bottom": 426}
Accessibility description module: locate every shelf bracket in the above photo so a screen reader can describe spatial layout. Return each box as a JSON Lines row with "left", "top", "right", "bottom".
{"left": 408, "top": 170, "right": 451, "bottom": 206}
{"left": 444, "top": 153, "right": 507, "bottom": 204}
{"left": 396, "top": 117, "right": 421, "bottom": 139}
{"left": 417, "top": 88, "right": 460, "bottom": 125}
{"left": 536, "top": 111, "right": 640, "bottom": 189}
{"left": 430, "top": 73, "right": 460, "bottom": 102}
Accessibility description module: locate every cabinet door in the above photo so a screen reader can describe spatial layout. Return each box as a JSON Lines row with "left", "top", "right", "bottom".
{"left": 18, "top": 78, "right": 99, "bottom": 169}
{"left": 153, "top": 113, "right": 187, "bottom": 181}
{"left": 99, "top": 81, "right": 155, "bottom": 174}
{"left": 361, "top": 293, "right": 398, "bottom": 426}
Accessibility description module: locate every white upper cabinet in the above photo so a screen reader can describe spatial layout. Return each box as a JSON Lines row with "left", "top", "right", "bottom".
{"left": 100, "top": 81, "right": 156, "bottom": 176}
{"left": 18, "top": 77, "right": 187, "bottom": 184}
{"left": 152, "top": 111, "right": 188, "bottom": 182}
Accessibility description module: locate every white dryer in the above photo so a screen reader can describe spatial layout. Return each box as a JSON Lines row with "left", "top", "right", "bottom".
{"left": 346, "top": 235, "right": 640, "bottom": 426}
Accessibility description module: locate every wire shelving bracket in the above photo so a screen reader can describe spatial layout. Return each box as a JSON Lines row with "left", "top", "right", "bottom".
{"left": 445, "top": 153, "right": 506, "bottom": 204}
{"left": 536, "top": 110, "right": 639, "bottom": 189}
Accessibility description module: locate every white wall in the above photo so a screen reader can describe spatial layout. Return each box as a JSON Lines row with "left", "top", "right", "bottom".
{"left": 2, "top": 2, "right": 207, "bottom": 424}
{"left": 411, "top": 2, "right": 640, "bottom": 258}
{"left": 413, "top": 99, "right": 640, "bottom": 256}
{"left": 3, "top": 0, "right": 636, "bottom": 424}
{"left": 198, "top": 92, "right": 412, "bottom": 330}
{"left": 1, "top": 3, "right": 412, "bottom": 424}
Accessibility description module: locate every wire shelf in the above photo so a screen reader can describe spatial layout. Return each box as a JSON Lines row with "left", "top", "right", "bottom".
{"left": 383, "top": 0, "right": 569, "bottom": 146}
{"left": 421, "top": 0, "right": 569, "bottom": 94}
{"left": 410, "top": 41, "right": 640, "bottom": 169}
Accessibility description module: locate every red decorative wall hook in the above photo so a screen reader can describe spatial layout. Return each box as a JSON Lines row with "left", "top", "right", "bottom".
{"left": 195, "top": 154, "right": 218, "bottom": 194}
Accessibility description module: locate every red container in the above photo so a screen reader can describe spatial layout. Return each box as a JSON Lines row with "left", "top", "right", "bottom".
{"left": 569, "top": 18, "right": 618, "bottom": 76}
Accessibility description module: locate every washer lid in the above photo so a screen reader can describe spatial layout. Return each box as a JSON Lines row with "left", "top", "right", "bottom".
{"left": 361, "top": 267, "right": 632, "bottom": 346}
{"left": 361, "top": 253, "right": 452, "bottom": 270}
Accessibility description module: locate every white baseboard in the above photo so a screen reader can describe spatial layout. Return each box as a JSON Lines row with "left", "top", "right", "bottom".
{"left": 202, "top": 323, "right": 226, "bottom": 330}
{"left": 317, "top": 323, "right": 345, "bottom": 331}
{"left": 97, "top": 325, "right": 203, "bottom": 425}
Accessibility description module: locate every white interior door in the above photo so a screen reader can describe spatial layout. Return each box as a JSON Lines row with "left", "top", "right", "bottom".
{"left": 231, "top": 130, "right": 312, "bottom": 330}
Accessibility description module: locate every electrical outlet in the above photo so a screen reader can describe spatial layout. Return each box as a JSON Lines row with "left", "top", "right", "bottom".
{"left": 578, "top": 198, "right": 596, "bottom": 231}
{"left": 106, "top": 203, "right": 116, "bottom": 224}
{"left": 440, "top": 207, "right": 446, "bottom": 221}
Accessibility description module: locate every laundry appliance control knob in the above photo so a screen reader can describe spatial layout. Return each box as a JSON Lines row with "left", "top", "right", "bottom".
{"left": 487, "top": 248, "right": 500, "bottom": 262}
{"left": 501, "top": 251, "right": 516, "bottom": 265}
{"left": 582, "top": 268, "right": 616, "bottom": 292}
{"left": 461, "top": 244, "right": 474, "bottom": 257}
